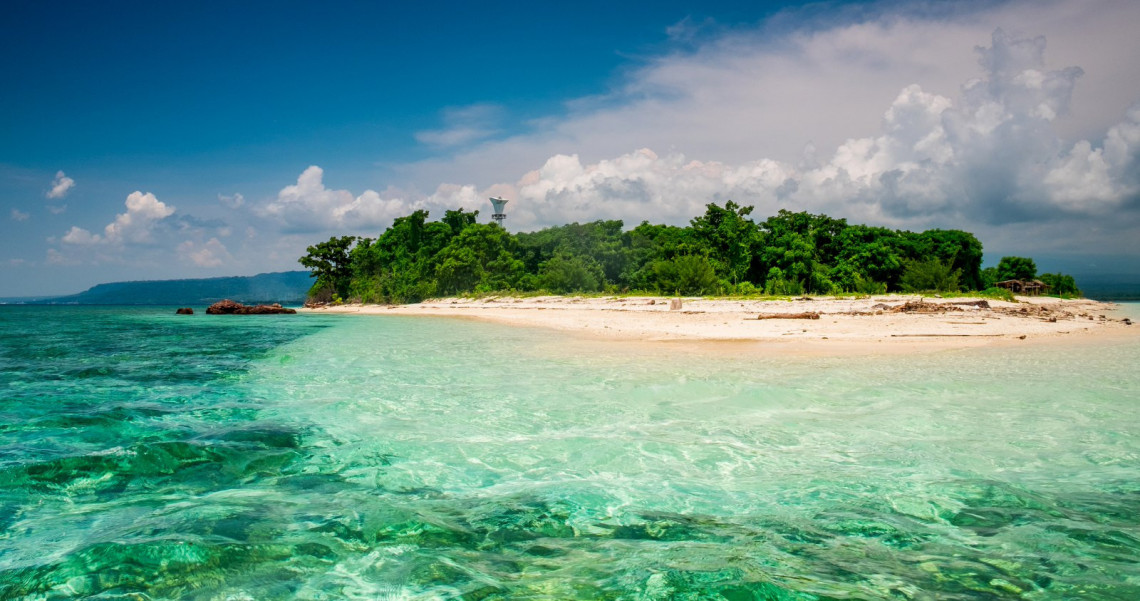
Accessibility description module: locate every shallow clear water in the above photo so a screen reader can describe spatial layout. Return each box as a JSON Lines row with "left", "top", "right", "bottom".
{"left": 1, "top": 305, "right": 1138, "bottom": 600}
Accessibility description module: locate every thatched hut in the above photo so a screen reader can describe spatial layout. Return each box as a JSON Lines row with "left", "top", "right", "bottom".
{"left": 996, "top": 279, "right": 1050, "bottom": 296}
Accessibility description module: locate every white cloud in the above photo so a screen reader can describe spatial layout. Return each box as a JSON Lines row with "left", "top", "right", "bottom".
{"left": 259, "top": 166, "right": 411, "bottom": 233}
{"left": 10, "top": 208, "right": 29, "bottom": 221}
{"left": 356, "top": 9, "right": 1136, "bottom": 251}
{"left": 59, "top": 191, "right": 176, "bottom": 246}
{"left": 178, "top": 237, "right": 230, "bottom": 267}
{"left": 218, "top": 192, "right": 244, "bottom": 208}
{"left": 494, "top": 25, "right": 1139, "bottom": 233}
{"left": 48, "top": 204, "right": 66, "bottom": 215}
{"left": 259, "top": 17, "right": 1140, "bottom": 245}
{"left": 46, "top": 170, "right": 75, "bottom": 199}
{"left": 371, "top": 2, "right": 1137, "bottom": 243}
{"left": 61, "top": 226, "right": 101, "bottom": 245}
{"left": 104, "top": 191, "right": 176, "bottom": 243}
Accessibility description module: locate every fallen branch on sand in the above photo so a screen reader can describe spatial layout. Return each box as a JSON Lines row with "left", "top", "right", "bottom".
{"left": 751, "top": 312, "right": 821, "bottom": 320}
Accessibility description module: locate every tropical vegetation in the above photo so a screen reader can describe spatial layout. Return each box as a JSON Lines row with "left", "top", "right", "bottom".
{"left": 299, "top": 203, "right": 1080, "bottom": 302}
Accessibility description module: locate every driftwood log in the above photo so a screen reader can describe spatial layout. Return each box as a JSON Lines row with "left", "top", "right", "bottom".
{"left": 752, "top": 312, "right": 820, "bottom": 320}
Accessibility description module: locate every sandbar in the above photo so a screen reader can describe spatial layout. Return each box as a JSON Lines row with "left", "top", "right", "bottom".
{"left": 300, "top": 295, "right": 1135, "bottom": 356}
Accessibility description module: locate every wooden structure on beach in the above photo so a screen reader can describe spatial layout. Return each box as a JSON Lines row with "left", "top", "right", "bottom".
{"left": 995, "top": 279, "right": 1050, "bottom": 295}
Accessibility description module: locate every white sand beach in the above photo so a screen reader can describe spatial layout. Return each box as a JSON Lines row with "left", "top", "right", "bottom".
{"left": 301, "top": 295, "right": 1135, "bottom": 355}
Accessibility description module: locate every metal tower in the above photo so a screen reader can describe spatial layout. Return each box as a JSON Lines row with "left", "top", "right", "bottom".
{"left": 489, "top": 196, "right": 508, "bottom": 227}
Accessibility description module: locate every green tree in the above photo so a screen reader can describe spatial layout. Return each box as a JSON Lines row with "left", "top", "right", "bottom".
{"left": 899, "top": 257, "right": 961, "bottom": 292}
{"left": 651, "top": 255, "right": 719, "bottom": 295}
{"left": 830, "top": 225, "right": 905, "bottom": 291}
{"left": 912, "top": 230, "right": 984, "bottom": 290}
{"left": 995, "top": 256, "right": 1037, "bottom": 281}
{"left": 434, "top": 224, "right": 522, "bottom": 295}
{"left": 757, "top": 210, "right": 849, "bottom": 293}
{"left": 1038, "top": 272, "right": 1081, "bottom": 296}
{"left": 514, "top": 220, "right": 630, "bottom": 287}
{"left": 443, "top": 208, "right": 479, "bottom": 236}
{"left": 539, "top": 252, "right": 605, "bottom": 293}
{"left": 298, "top": 235, "right": 358, "bottom": 298}
{"left": 980, "top": 266, "right": 1000, "bottom": 290}
{"left": 688, "top": 201, "right": 760, "bottom": 284}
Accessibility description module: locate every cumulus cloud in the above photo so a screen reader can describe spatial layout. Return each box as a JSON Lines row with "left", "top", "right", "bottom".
{"left": 59, "top": 191, "right": 176, "bottom": 246}
{"left": 259, "top": 166, "right": 412, "bottom": 233}
{"left": 385, "top": 26, "right": 1140, "bottom": 243}
{"left": 10, "top": 208, "right": 29, "bottom": 221}
{"left": 358, "top": 1, "right": 1137, "bottom": 256}
{"left": 251, "top": 2, "right": 1139, "bottom": 265}
{"left": 61, "top": 226, "right": 101, "bottom": 245}
{"left": 178, "top": 237, "right": 230, "bottom": 267}
{"left": 46, "top": 171, "right": 75, "bottom": 199}
{"left": 261, "top": 24, "right": 1140, "bottom": 245}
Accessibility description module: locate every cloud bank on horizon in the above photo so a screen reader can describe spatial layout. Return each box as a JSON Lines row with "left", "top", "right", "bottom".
{"left": 245, "top": 24, "right": 1140, "bottom": 249}
{"left": 27, "top": 0, "right": 1140, "bottom": 291}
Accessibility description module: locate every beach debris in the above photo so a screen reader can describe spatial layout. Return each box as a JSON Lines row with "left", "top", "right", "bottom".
{"left": 949, "top": 300, "right": 990, "bottom": 309}
{"left": 648, "top": 299, "right": 655, "bottom": 305}
{"left": 1124, "top": 318, "right": 1133, "bottom": 325}
{"left": 892, "top": 301, "right": 962, "bottom": 314}
{"left": 206, "top": 299, "right": 296, "bottom": 315}
{"left": 669, "top": 299, "right": 682, "bottom": 311}
{"left": 175, "top": 307, "right": 194, "bottom": 315}
{"left": 753, "top": 312, "right": 820, "bottom": 320}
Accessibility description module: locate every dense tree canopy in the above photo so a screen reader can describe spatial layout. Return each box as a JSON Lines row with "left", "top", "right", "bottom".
{"left": 300, "top": 203, "right": 1079, "bottom": 302}
{"left": 995, "top": 256, "right": 1038, "bottom": 282}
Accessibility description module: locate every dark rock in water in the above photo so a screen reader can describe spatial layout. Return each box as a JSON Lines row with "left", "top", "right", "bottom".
{"left": 206, "top": 299, "right": 296, "bottom": 315}
{"left": 206, "top": 299, "right": 243, "bottom": 314}
{"left": 175, "top": 307, "right": 194, "bottom": 315}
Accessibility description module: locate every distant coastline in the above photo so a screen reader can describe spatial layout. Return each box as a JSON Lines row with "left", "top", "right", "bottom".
{"left": 0, "top": 271, "right": 311, "bottom": 306}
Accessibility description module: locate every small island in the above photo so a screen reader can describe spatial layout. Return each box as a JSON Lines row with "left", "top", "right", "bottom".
{"left": 297, "top": 203, "right": 1129, "bottom": 352}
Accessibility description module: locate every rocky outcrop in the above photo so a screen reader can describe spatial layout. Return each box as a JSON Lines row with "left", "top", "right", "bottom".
{"left": 175, "top": 307, "right": 194, "bottom": 315}
{"left": 205, "top": 299, "right": 296, "bottom": 315}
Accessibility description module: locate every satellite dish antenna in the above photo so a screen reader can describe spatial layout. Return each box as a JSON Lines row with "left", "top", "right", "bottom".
{"left": 489, "top": 197, "right": 508, "bottom": 227}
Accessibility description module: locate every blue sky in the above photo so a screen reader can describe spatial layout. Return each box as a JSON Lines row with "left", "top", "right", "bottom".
{"left": 3, "top": 0, "right": 1140, "bottom": 296}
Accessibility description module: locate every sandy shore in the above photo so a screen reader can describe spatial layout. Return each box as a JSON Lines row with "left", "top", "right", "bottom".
{"left": 301, "top": 295, "right": 1135, "bottom": 355}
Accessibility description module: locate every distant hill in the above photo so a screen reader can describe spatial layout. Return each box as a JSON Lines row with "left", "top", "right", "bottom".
{"left": 27, "top": 271, "right": 313, "bottom": 306}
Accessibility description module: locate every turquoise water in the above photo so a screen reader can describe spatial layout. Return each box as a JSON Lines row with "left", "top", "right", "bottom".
{"left": 1, "top": 306, "right": 1138, "bottom": 600}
